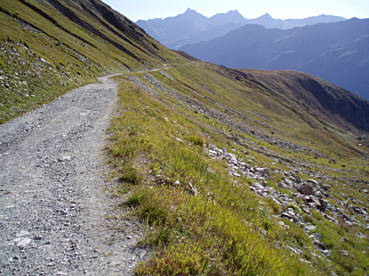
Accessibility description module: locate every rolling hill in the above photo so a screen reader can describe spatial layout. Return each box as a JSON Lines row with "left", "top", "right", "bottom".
{"left": 0, "top": 0, "right": 368, "bottom": 275}
{"left": 181, "top": 18, "right": 369, "bottom": 100}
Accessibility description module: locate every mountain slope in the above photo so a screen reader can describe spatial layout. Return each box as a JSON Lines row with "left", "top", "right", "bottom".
{"left": 0, "top": 0, "right": 181, "bottom": 122}
{"left": 110, "top": 59, "right": 369, "bottom": 275}
{"left": 238, "top": 69, "right": 369, "bottom": 131}
{"left": 137, "top": 10, "right": 345, "bottom": 49}
{"left": 1, "top": 1, "right": 368, "bottom": 275}
{"left": 181, "top": 19, "right": 369, "bottom": 100}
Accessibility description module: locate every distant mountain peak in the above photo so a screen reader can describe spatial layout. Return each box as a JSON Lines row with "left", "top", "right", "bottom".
{"left": 259, "top": 13, "right": 273, "bottom": 19}
{"left": 227, "top": 9, "right": 241, "bottom": 15}
{"left": 209, "top": 9, "right": 246, "bottom": 26}
{"left": 184, "top": 8, "right": 198, "bottom": 15}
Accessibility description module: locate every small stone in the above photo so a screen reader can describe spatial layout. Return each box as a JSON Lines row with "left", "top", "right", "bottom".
{"left": 311, "top": 232, "right": 322, "bottom": 241}
{"left": 278, "top": 182, "right": 290, "bottom": 189}
{"left": 322, "top": 184, "right": 331, "bottom": 191}
{"left": 62, "top": 156, "right": 71, "bottom": 161}
{"left": 287, "top": 207, "right": 295, "bottom": 215}
{"left": 324, "top": 214, "right": 338, "bottom": 224}
{"left": 304, "top": 224, "right": 317, "bottom": 232}
{"left": 314, "top": 240, "right": 327, "bottom": 250}
{"left": 16, "top": 230, "right": 30, "bottom": 238}
{"left": 15, "top": 238, "right": 32, "bottom": 248}
{"left": 357, "top": 232, "right": 366, "bottom": 239}
{"left": 299, "top": 183, "right": 314, "bottom": 195}
{"left": 278, "top": 221, "right": 289, "bottom": 229}
{"left": 281, "top": 212, "right": 295, "bottom": 221}
{"left": 208, "top": 150, "right": 217, "bottom": 156}
{"left": 287, "top": 246, "right": 302, "bottom": 255}
{"left": 318, "top": 198, "right": 328, "bottom": 211}
{"left": 321, "top": 249, "right": 331, "bottom": 256}
{"left": 307, "top": 179, "right": 319, "bottom": 185}
{"left": 253, "top": 182, "right": 264, "bottom": 191}
{"left": 230, "top": 170, "right": 241, "bottom": 177}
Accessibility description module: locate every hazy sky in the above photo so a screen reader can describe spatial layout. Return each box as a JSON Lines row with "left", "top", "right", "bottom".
{"left": 103, "top": 0, "right": 368, "bottom": 21}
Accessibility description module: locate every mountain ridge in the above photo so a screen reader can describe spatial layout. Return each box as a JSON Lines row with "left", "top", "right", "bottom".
{"left": 137, "top": 9, "right": 345, "bottom": 49}
{"left": 181, "top": 18, "right": 369, "bottom": 100}
{"left": 237, "top": 69, "right": 369, "bottom": 132}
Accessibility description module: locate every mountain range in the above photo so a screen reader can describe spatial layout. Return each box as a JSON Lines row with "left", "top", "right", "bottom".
{"left": 181, "top": 18, "right": 369, "bottom": 100}
{"left": 137, "top": 9, "right": 345, "bottom": 49}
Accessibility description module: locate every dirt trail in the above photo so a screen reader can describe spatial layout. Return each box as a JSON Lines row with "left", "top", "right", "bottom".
{"left": 0, "top": 75, "right": 148, "bottom": 275}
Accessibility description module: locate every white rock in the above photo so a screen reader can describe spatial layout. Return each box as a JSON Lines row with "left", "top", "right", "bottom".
{"left": 279, "top": 221, "right": 289, "bottom": 229}
{"left": 307, "top": 179, "right": 319, "bottom": 185}
{"left": 15, "top": 238, "right": 32, "bottom": 247}
{"left": 304, "top": 224, "right": 317, "bottom": 232}
{"left": 227, "top": 153, "right": 237, "bottom": 161}
{"left": 16, "top": 230, "right": 30, "bottom": 238}
{"left": 253, "top": 182, "right": 264, "bottom": 190}
{"left": 208, "top": 150, "right": 217, "bottom": 156}
{"left": 230, "top": 170, "right": 241, "bottom": 177}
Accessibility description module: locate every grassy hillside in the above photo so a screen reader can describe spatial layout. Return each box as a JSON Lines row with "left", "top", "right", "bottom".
{"left": 1, "top": 1, "right": 368, "bottom": 275}
{"left": 0, "top": 0, "right": 181, "bottom": 123}
{"left": 108, "top": 61, "right": 368, "bottom": 275}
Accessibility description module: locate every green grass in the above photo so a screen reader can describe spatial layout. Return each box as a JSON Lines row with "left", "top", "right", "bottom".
{"left": 107, "top": 61, "right": 368, "bottom": 274}
{"left": 0, "top": 0, "right": 185, "bottom": 123}
{"left": 108, "top": 80, "right": 321, "bottom": 275}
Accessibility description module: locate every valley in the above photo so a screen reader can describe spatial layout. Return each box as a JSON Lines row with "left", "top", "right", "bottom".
{"left": 180, "top": 19, "right": 369, "bottom": 101}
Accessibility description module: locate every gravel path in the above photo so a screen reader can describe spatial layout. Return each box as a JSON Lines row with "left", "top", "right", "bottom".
{"left": 0, "top": 75, "right": 148, "bottom": 275}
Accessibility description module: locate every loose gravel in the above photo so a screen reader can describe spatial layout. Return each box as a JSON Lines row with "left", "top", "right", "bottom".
{"left": 0, "top": 75, "right": 148, "bottom": 275}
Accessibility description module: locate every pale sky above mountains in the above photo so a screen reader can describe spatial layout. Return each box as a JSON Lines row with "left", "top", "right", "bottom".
{"left": 104, "top": 0, "right": 368, "bottom": 21}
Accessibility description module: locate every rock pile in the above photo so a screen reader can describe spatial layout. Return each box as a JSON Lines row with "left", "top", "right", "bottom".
{"left": 205, "top": 144, "right": 342, "bottom": 256}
